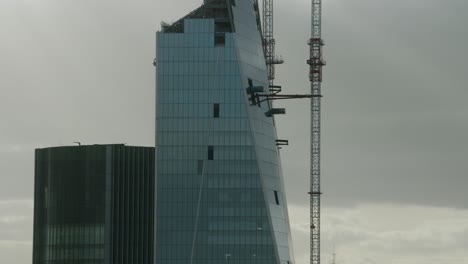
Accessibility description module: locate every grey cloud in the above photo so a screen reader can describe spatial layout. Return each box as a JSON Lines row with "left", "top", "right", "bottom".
{"left": 0, "top": 200, "right": 33, "bottom": 246}
{"left": 289, "top": 204, "right": 468, "bottom": 264}
{"left": 0, "top": 242, "right": 32, "bottom": 264}
{"left": 273, "top": 0, "right": 468, "bottom": 209}
{"left": 0, "top": 216, "right": 26, "bottom": 224}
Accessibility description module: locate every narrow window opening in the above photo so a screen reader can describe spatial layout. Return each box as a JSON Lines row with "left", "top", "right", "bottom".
{"left": 230, "top": 0, "right": 236, "bottom": 6}
{"left": 208, "top": 146, "right": 214, "bottom": 160}
{"left": 215, "top": 34, "right": 226, "bottom": 46}
{"left": 197, "top": 160, "right": 204, "bottom": 174}
{"left": 248, "top": 78, "right": 253, "bottom": 87}
{"left": 213, "top": 103, "right": 220, "bottom": 118}
{"left": 274, "top": 190, "right": 280, "bottom": 205}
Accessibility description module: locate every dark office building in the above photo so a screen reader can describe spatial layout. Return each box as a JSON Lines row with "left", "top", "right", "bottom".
{"left": 33, "top": 144, "right": 155, "bottom": 264}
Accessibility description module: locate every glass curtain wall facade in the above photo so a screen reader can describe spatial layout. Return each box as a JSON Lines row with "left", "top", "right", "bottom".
{"left": 33, "top": 144, "right": 155, "bottom": 264}
{"left": 155, "top": 1, "right": 295, "bottom": 264}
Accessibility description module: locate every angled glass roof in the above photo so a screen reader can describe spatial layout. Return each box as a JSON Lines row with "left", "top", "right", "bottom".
{"left": 162, "top": 0, "right": 234, "bottom": 33}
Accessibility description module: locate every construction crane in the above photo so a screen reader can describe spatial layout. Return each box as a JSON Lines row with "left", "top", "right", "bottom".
{"left": 307, "top": 0, "right": 326, "bottom": 264}
{"left": 250, "top": 0, "right": 320, "bottom": 112}
{"left": 257, "top": 1, "right": 326, "bottom": 264}
{"left": 254, "top": 2, "right": 326, "bottom": 264}
{"left": 262, "top": 0, "right": 283, "bottom": 89}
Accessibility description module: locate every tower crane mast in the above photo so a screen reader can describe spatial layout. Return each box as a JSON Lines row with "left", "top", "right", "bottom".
{"left": 258, "top": 1, "right": 326, "bottom": 264}
{"left": 307, "top": 0, "right": 325, "bottom": 264}
{"left": 262, "top": 0, "right": 283, "bottom": 88}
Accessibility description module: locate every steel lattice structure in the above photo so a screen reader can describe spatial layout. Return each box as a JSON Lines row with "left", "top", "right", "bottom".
{"left": 258, "top": 1, "right": 326, "bottom": 263}
{"left": 262, "top": 0, "right": 283, "bottom": 88}
{"left": 262, "top": 0, "right": 274, "bottom": 83}
{"left": 307, "top": 0, "right": 325, "bottom": 264}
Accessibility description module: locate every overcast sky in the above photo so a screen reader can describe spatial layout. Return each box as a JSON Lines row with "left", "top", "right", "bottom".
{"left": 1, "top": 0, "right": 467, "bottom": 263}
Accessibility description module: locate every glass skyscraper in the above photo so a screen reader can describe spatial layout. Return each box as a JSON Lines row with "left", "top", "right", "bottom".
{"left": 155, "top": 1, "right": 295, "bottom": 264}
{"left": 33, "top": 144, "right": 155, "bottom": 264}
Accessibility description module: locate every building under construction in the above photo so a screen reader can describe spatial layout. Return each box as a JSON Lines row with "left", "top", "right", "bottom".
{"left": 155, "top": 0, "right": 296, "bottom": 264}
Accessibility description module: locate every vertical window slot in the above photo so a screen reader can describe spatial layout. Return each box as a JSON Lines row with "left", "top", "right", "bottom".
{"left": 208, "top": 146, "right": 214, "bottom": 160}
{"left": 274, "top": 190, "right": 280, "bottom": 205}
{"left": 215, "top": 33, "right": 226, "bottom": 46}
{"left": 213, "top": 103, "right": 220, "bottom": 118}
